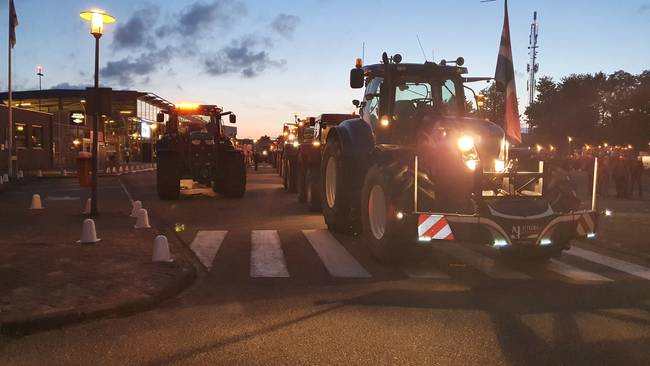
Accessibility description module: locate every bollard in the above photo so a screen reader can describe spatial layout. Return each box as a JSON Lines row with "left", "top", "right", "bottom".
{"left": 134, "top": 208, "right": 151, "bottom": 229}
{"left": 152, "top": 235, "right": 172, "bottom": 262}
{"left": 106, "top": 167, "right": 111, "bottom": 174}
{"left": 37, "top": 169, "right": 43, "bottom": 177}
{"left": 118, "top": 166, "right": 123, "bottom": 173}
{"left": 78, "top": 218, "right": 101, "bottom": 244}
{"left": 17, "top": 170, "right": 23, "bottom": 179}
{"left": 62, "top": 169, "right": 67, "bottom": 176}
{"left": 2, "top": 173, "right": 8, "bottom": 182}
{"left": 82, "top": 198, "right": 91, "bottom": 214}
{"left": 130, "top": 200, "right": 143, "bottom": 218}
{"left": 30, "top": 194, "right": 44, "bottom": 210}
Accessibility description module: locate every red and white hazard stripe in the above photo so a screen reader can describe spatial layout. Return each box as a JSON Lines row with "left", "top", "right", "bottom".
{"left": 576, "top": 213, "right": 595, "bottom": 236}
{"left": 418, "top": 215, "right": 455, "bottom": 241}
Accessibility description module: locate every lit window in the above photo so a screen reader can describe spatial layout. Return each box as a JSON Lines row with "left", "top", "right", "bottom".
{"left": 31, "top": 125, "right": 44, "bottom": 149}
{"left": 15, "top": 123, "right": 27, "bottom": 148}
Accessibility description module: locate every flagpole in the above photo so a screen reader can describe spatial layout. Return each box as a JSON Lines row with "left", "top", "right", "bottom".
{"left": 7, "top": 0, "right": 13, "bottom": 178}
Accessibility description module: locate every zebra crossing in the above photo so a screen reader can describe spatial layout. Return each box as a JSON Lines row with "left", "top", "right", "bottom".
{"left": 186, "top": 228, "right": 650, "bottom": 284}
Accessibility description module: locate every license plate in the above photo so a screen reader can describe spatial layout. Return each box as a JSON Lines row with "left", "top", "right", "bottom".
{"left": 510, "top": 224, "right": 539, "bottom": 239}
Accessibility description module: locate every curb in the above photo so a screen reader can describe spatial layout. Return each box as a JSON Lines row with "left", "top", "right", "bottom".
{"left": 0, "top": 261, "right": 196, "bottom": 337}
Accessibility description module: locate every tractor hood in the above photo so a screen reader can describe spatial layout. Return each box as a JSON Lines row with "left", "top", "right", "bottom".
{"left": 419, "top": 114, "right": 506, "bottom": 163}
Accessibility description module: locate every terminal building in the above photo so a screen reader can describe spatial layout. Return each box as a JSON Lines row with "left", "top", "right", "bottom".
{"left": 0, "top": 89, "right": 173, "bottom": 173}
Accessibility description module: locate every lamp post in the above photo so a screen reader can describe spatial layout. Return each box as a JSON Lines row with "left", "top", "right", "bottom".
{"left": 80, "top": 8, "right": 115, "bottom": 216}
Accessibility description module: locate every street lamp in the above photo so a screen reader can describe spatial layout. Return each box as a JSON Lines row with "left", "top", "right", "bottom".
{"left": 80, "top": 8, "right": 116, "bottom": 216}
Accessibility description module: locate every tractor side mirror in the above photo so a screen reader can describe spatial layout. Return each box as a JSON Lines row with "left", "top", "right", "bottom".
{"left": 156, "top": 112, "right": 165, "bottom": 123}
{"left": 350, "top": 68, "right": 364, "bottom": 89}
{"left": 229, "top": 114, "right": 236, "bottom": 124}
{"left": 352, "top": 99, "right": 360, "bottom": 107}
{"left": 308, "top": 117, "right": 316, "bottom": 126}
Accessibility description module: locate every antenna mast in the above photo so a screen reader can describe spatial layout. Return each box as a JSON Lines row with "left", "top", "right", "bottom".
{"left": 527, "top": 11, "right": 539, "bottom": 105}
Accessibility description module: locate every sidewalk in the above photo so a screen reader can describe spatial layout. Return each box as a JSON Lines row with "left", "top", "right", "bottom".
{"left": 0, "top": 176, "right": 195, "bottom": 336}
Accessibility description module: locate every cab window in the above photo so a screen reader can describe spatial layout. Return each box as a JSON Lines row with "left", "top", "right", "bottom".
{"left": 362, "top": 77, "right": 383, "bottom": 128}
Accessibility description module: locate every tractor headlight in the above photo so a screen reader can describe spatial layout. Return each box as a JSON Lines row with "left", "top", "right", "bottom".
{"left": 457, "top": 135, "right": 479, "bottom": 171}
{"left": 494, "top": 159, "right": 505, "bottom": 172}
{"left": 457, "top": 135, "right": 475, "bottom": 152}
{"left": 262, "top": 150, "right": 268, "bottom": 156}
{"left": 293, "top": 141, "right": 299, "bottom": 148}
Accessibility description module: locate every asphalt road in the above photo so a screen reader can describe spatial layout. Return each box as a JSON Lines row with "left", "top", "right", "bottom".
{"left": 1, "top": 165, "right": 650, "bottom": 365}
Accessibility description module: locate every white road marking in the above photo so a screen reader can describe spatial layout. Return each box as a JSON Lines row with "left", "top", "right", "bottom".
{"left": 189, "top": 230, "right": 228, "bottom": 270}
{"left": 546, "top": 259, "right": 613, "bottom": 283}
{"left": 118, "top": 178, "right": 134, "bottom": 203}
{"left": 302, "top": 229, "right": 371, "bottom": 278}
{"left": 434, "top": 243, "right": 531, "bottom": 280}
{"left": 402, "top": 266, "right": 450, "bottom": 279}
{"left": 566, "top": 247, "right": 650, "bottom": 280}
{"left": 250, "top": 230, "right": 289, "bottom": 278}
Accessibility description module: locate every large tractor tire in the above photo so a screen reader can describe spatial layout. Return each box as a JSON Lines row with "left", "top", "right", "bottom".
{"left": 157, "top": 151, "right": 181, "bottom": 200}
{"left": 321, "top": 139, "right": 351, "bottom": 232}
{"left": 214, "top": 152, "right": 246, "bottom": 198}
{"left": 285, "top": 158, "right": 298, "bottom": 193}
{"left": 305, "top": 166, "right": 321, "bottom": 212}
{"left": 297, "top": 158, "right": 308, "bottom": 203}
{"left": 360, "top": 164, "right": 405, "bottom": 262}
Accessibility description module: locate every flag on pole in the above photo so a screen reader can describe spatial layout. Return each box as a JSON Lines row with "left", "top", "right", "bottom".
{"left": 494, "top": 0, "right": 522, "bottom": 143}
{"left": 9, "top": 0, "right": 18, "bottom": 48}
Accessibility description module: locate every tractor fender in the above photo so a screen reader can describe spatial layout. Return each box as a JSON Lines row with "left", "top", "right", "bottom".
{"left": 326, "top": 118, "right": 374, "bottom": 194}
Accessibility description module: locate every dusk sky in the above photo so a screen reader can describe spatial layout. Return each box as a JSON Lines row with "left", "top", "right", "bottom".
{"left": 1, "top": 0, "right": 649, "bottom": 138}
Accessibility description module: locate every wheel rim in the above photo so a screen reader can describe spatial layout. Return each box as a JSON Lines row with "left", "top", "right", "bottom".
{"left": 368, "top": 185, "right": 387, "bottom": 240}
{"left": 325, "top": 157, "right": 337, "bottom": 208}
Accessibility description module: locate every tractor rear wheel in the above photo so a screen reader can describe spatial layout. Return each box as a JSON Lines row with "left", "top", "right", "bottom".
{"left": 215, "top": 152, "right": 246, "bottom": 198}
{"left": 321, "top": 139, "right": 351, "bottom": 232}
{"left": 306, "top": 167, "right": 321, "bottom": 212}
{"left": 157, "top": 151, "right": 180, "bottom": 200}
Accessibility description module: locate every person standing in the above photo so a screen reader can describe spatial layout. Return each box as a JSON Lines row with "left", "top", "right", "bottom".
{"left": 613, "top": 156, "right": 629, "bottom": 198}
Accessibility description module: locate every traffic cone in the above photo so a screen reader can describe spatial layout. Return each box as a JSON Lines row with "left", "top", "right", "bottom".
{"left": 30, "top": 194, "right": 44, "bottom": 210}
{"left": 17, "top": 170, "right": 23, "bottom": 179}
{"left": 78, "top": 218, "right": 101, "bottom": 244}
{"left": 37, "top": 169, "right": 43, "bottom": 177}
{"left": 118, "top": 166, "right": 123, "bottom": 173}
{"left": 62, "top": 169, "right": 67, "bottom": 176}
{"left": 130, "top": 200, "right": 143, "bottom": 217}
{"left": 134, "top": 208, "right": 151, "bottom": 229}
{"left": 111, "top": 166, "right": 117, "bottom": 173}
{"left": 82, "top": 198, "right": 91, "bottom": 214}
{"left": 2, "top": 173, "right": 8, "bottom": 183}
{"left": 152, "top": 235, "right": 172, "bottom": 262}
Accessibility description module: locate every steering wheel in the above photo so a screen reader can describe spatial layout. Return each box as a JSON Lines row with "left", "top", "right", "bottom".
{"left": 410, "top": 98, "right": 433, "bottom": 107}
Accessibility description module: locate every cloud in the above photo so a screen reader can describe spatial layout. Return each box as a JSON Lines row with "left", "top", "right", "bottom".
{"left": 640, "top": 4, "right": 650, "bottom": 12}
{"left": 50, "top": 83, "right": 88, "bottom": 90}
{"left": 270, "top": 14, "right": 300, "bottom": 38}
{"left": 157, "top": 0, "right": 246, "bottom": 38}
{"left": 204, "top": 36, "right": 285, "bottom": 78}
{"left": 101, "top": 46, "right": 173, "bottom": 86}
{"left": 112, "top": 5, "right": 160, "bottom": 50}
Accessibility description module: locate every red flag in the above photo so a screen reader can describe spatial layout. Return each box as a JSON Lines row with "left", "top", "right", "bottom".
{"left": 9, "top": 0, "right": 18, "bottom": 48}
{"left": 494, "top": 0, "right": 521, "bottom": 143}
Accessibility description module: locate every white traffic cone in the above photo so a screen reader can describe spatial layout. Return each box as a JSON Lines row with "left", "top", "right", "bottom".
{"left": 17, "top": 170, "right": 23, "bottom": 179}
{"left": 118, "top": 166, "right": 123, "bottom": 173}
{"left": 78, "top": 218, "right": 101, "bottom": 244}
{"left": 37, "top": 169, "right": 43, "bottom": 177}
{"left": 111, "top": 166, "right": 117, "bottom": 173}
{"left": 62, "top": 169, "right": 67, "bottom": 176}
{"left": 130, "top": 200, "right": 143, "bottom": 218}
{"left": 2, "top": 173, "right": 8, "bottom": 183}
{"left": 82, "top": 198, "right": 91, "bottom": 214}
{"left": 134, "top": 208, "right": 151, "bottom": 229}
{"left": 30, "top": 194, "right": 44, "bottom": 210}
{"left": 152, "top": 235, "right": 172, "bottom": 262}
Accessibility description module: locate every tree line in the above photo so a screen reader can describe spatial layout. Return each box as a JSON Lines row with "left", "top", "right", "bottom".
{"left": 479, "top": 70, "right": 650, "bottom": 151}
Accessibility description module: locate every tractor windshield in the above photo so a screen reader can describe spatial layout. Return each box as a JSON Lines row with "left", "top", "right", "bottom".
{"left": 394, "top": 78, "right": 461, "bottom": 117}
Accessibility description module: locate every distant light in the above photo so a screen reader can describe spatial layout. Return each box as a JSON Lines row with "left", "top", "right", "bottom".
{"left": 493, "top": 239, "right": 508, "bottom": 247}
{"left": 292, "top": 141, "right": 299, "bottom": 148}
{"left": 605, "top": 209, "right": 612, "bottom": 217}
{"left": 603, "top": 142, "right": 608, "bottom": 147}
{"left": 418, "top": 237, "right": 432, "bottom": 243}
{"left": 120, "top": 110, "right": 133, "bottom": 115}
{"left": 536, "top": 144, "right": 543, "bottom": 152}
{"left": 540, "top": 238, "right": 552, "bottom": 246}
{"left": 587, "top": 233, "right": 596, "bottom": 239}
{"left": 312, "top": 141, "right": 321, "bottom": 147}
{"left": 465, "top": 159, "right": 478, "bottom": 171}
{"left": 396, "top": 212, "right": 404, "bottom": 220}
